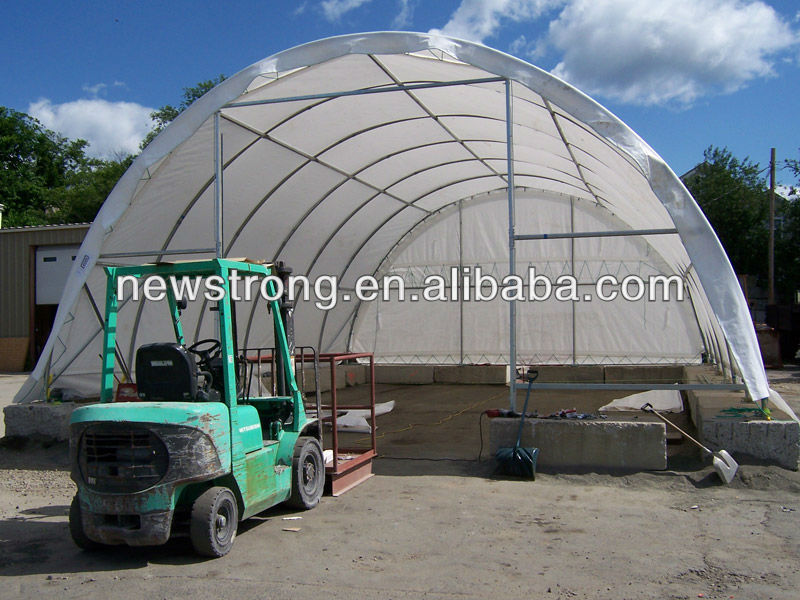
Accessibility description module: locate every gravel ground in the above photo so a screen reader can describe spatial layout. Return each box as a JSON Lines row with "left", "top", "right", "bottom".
{"left": 0, "top": 370, "right": 798, "bottom": 599}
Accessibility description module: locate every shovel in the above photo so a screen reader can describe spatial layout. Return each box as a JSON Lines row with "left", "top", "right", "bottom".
{"left": 496, "top": 369, "right": 540, "bottom": 479}
{"left": 641, "top": 403, "right": 738, "bottom": 484}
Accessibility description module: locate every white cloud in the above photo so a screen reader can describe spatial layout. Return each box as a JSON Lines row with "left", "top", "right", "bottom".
{"left": 548, "top": 0, "right": 799, "bottom": 106}
{"left": 29, "top": 98, "right": 154, "bottom": 159}
{"left": 82, "top": 82, "right": 107, "bottom": 97}
{"left": 429, "top": 0, "right": 798, "bottom": 106}
{"left": 293, "top": 1, "right": 309, "bottom": 16}
{"left": 508, "top": 34, "right": 546, "bottom": 60}
{"left": 392, "top": 0, "right": 416, "bottom": 28}
{"left": 320, "top": 0, "right": 372, "bottom": 21}
{"left": 429, "top": 0, "right": 564, "bottom": 43}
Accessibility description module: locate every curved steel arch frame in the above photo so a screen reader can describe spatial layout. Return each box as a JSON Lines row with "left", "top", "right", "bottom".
{"left": 16, "top": 31, "right": 771, "bottom": 410}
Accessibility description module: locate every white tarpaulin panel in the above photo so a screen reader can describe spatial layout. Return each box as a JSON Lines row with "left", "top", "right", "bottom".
{"left": 15, "top": 32, "right": 783, "bottom": 414}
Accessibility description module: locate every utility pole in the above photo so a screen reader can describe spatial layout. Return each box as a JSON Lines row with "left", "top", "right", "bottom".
{"left": 768, "top": 148, "right": 776, "bottom": 305}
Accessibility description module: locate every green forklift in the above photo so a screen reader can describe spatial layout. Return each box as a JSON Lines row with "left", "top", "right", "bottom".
{"left": 68, "top": 258, "right": 324, "bottom": 557}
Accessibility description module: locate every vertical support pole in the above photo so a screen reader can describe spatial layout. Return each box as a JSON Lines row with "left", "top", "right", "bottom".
{"left": 570, "top": 196, "right": 576, "bottom": 365}
{"left": 768, "top": 147, "right": 776, "bottom": 305}
{"left": 213, "top": 112, "right": 223, "bottom": 259}
{"left": 213, "top": 112, "right": 224, "bottom": 337}
{"left": 100, "top": 267, "right": 119, "bottom": 403}
{"left": 458, "top": 198, "right": 464, "bottom": 365}
{"left": 505, "top": 79, "right": 517, "bottom": 411}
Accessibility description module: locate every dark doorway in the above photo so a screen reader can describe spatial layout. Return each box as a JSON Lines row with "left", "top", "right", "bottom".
{"left": 33, "top": 304, "right": 58, "bottom": 362}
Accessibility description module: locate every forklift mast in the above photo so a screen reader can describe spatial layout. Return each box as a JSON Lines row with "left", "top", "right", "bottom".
{"left": 99, "top": 259, "right": 303, "bottom": 427}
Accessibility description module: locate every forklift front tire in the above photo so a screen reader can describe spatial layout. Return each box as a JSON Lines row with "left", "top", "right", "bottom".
{"left": 69, "top": 495, "right": 102, "bottom": 551}
{"left": 287, "top": 436, "right": 325, "bottom": 510}
{"left": 190, "top": 486, "right": 238, "bottom": 558}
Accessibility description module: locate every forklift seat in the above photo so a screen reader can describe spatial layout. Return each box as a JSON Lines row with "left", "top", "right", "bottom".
{"left": 135, "top": 343, "right": 198, "bottom": 402}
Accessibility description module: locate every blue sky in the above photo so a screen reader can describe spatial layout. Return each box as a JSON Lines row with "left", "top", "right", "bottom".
{"left": 2, "top": 0, "right": 798, "bottom": 182}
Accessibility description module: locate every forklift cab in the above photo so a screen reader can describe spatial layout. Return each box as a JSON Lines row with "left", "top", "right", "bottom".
{"left": 135, "top": 338, "right": 237, "bottom": 403}
{"left": 135, "top": 343, "right": 206, "bottom": 402}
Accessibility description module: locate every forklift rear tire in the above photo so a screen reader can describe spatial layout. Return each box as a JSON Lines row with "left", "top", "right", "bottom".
{"left": 190, "top": 486, "right": 238, "bottom": 558}
{"left": 69, "top": 495, "right": 102, "bottom": 551}
{"left": 287, "top": 436, "right": 325, "bottom": 510}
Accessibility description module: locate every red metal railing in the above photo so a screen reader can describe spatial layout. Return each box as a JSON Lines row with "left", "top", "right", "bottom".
{"left": 244, "top": 348, "right": 376, "bottom": 495}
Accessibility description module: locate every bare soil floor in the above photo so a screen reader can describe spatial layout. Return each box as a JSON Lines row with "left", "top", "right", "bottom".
{"left": 1, "top": 370, "right": 800, "bottom": 599}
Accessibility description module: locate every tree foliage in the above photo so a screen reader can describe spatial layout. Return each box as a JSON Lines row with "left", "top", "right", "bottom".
{"left": 1, "top": 76, "right": 224, "bottom": 228}
{"left": 0, "top": 106, "right": 127, "bottom": 227}
{"left": 139, "top": 75, "right": 225, "bottom": 150}
{"left": 682, "top": 146, "right": 769, "bottom": 280}
{"left": 776, "top": 158, "right": 800, "bottom": 301}
{"left": 683, "top": 147, "right": 800, "bottom": 303}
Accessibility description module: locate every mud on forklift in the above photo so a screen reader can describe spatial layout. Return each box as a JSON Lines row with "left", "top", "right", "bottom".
{"left": 68, "top": 258, "right": 324, "bottom": 557}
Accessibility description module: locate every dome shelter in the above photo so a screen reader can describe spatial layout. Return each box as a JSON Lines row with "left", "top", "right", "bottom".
{"left": 13, "top": 32, "right": 791, "bottom": 417}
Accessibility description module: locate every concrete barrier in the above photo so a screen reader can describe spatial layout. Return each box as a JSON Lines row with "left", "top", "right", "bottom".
{"left": 341, "top": 364, "right": 369, "bottom": 387}
{"left": 532, "top": 365, "right": 604, "bottom": 383}
{"left": 293, "top": 364, "right": 369, "bottom": 393}
{"left": 489, "top": 417, "right": 667, "bottom": 470}
{"left": 4, "top": 402, "right": 76, "bottom": 441}
{"left": 604, "top": 365, "right": 685, "bottom": 383}
{"left": 682, "top": 365, "right": 725, "bottom": 383}
{"left": 434, "top": 365, "right": 506, "bottom": 384}
{"left": 374, "top": 365, "right": 435, "bottom": 385}
{"left": 686, "top": 389, "right": 799, "bottom": 469}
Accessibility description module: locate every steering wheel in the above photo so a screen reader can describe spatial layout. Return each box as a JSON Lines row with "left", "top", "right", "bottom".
{"left": 187, "top": 338, "right": 221, "bottom": 366}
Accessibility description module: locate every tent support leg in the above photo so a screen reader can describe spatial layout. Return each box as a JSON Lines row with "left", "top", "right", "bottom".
{"left": 214, "top": 111, "right": 223, "bottom": 259}
{"left": 505, "top": 79, "right": 517, "bottom": 411}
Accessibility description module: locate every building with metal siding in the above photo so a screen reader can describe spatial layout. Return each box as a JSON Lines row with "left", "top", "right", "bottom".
{"left": 0, "top": 223, "right": 90, "bottom": 371}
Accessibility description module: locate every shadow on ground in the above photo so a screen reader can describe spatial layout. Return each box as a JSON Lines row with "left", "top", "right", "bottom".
{"left": 0, "top": 501, "right": 306, "bottom": 576}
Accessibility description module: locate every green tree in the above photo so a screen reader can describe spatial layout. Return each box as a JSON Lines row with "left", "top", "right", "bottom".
{"left": 0, "top": 107, "right": 90, "bottom": 226}
{"left": 776, "top": 159, "right": 800, "bottom": 301}
{"left": 47, "top": 155, "right": 134, "bottom": 224}
{"left": 682, "top": 146, "right": 769, "bottom": 280}
{"left": 1, "top": 76, "right": 228, "bottom": 228}
{"left": 140, "top": 75, "right": 226, "bottom": 150}
{"left": 0, "top": 107, "right": 133, "bottom": 227}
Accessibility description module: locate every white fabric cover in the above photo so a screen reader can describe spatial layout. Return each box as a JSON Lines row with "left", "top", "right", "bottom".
{"left": 14, "top": 32, "right": 777, "bottom": 412}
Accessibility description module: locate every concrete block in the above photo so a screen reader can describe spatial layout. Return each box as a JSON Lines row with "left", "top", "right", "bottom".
{"left": 489, "top": 418, "right": 667, "bottom": 471}
{"left": 296, "top": 365, "right": 351, "bottom": 393}
{"left": 682, "top": 365, "right": 725, "bottom": 384}
{"left": 434, "top": 365, "right": 506, "bottom": 384}
{"left": 604, "top": 365, "right": 685, "bottom": 384}
{"left": 374, "top": 365, "right": 435, "bottom": 385}
{"left": 531, "top": 365, "right": 604, "bottom": 383}
{"left": 3, "top": 402, "right": 77, "bottom": 441}
{"left": 341, "top": 364, "right": 369, "bottom": 387}
{"left": 685, "top": 389, "right": 750, "bottom": 428}
{"left": 700, "top": 419, "right": 799, "bottom": 469}
{"left": 298, "top": 366, "right": 330, "bottom": 394}
{"left": 688, "top": 390, "right": 799, "bottom": 469}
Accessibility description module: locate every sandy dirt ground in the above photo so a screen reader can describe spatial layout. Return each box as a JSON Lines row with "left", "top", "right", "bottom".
{"left": 1, "top": 370, "right": 799, "bottom": 600}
